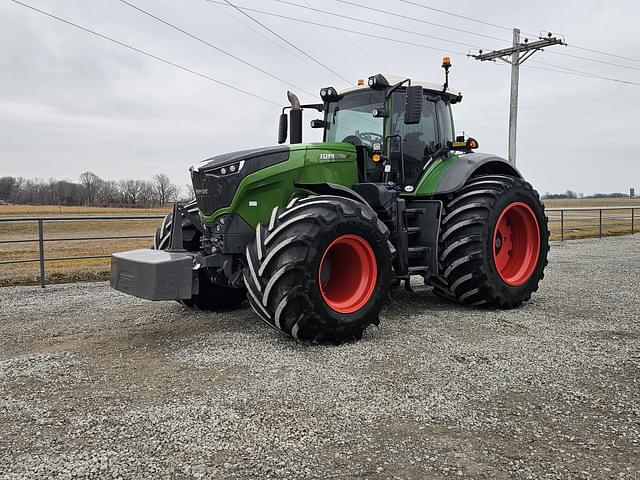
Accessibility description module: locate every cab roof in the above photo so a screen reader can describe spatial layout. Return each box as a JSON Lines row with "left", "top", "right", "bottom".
{"left": 338, "top": 73, "right": 462, "bottom": 102}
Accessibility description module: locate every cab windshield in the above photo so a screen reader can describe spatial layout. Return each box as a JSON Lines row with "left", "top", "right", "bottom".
{"left": 324, "top": 90, "right": 385, "bottom": 145}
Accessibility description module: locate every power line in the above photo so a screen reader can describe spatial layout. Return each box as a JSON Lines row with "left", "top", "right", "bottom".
{"left": 272, "top": 0, "right": 640, "bottom": 76}
{"left": 395, "top": 0, "right": 640, "bottom": 65}
{"left": 209, "top": 1, "right": 639, "bottom": 87}
{"left": 301, "top": 0, "right": 376, "bottom": 63}
{"left": 334, "top": 0, "right": 509, "bottom": 44}
{"left": 567, "top": 45, "right": 640, "bottom": 64}
{"left": 397, "top": 0, "right": 512, "bottom": 32}
{"left": 545, "top": 49, "right": 640, "bottom": 71}
{"left": 207, "top": 1, "right": 467, "bottom": 55}
{"left": 208, "top": 0, "right": 321, "bottom": 72}
{"left": 221, "top": 0, "right": 352, "bottom": 85}
{"left": 526, "top": 61, "right": 640, "bottom": 86}
{"left": 118, "top": 0, "right": 314, "bottom": 96}
{"left": 270, "top": 0, "right": 481, "bottom": 51}
{"left": 352, "top": 0, "right": 640, "bottom": 72}
{"left": 8, "top": 0, "right": 280, "bottom": 106}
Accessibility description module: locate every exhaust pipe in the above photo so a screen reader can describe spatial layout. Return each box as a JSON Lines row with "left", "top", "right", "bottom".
{"left": 287, "top": 90, "right": 302, "bottom": 144}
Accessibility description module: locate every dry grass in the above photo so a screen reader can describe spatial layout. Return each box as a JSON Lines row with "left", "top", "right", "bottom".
{"left": 1, "top": 201, "right": 638, "bottom": 286}
{"left": 543, "top": 197, "right": 638, "bottom": 208}
{"left": 0, "top": 204, "right": 169, "bottom": 216}
{"left": 544, "top": 199, "right": 638, "bottom": 240}
{"left": 0, "top": 206, "right": 168, "bottom": 286}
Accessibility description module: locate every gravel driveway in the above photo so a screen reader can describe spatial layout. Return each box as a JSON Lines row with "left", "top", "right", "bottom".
{"left": 1, "top": 236, "right": 639, "bottom": 479}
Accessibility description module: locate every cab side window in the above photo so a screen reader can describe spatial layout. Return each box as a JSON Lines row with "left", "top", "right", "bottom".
{"left": 436, "top": 100, "right": 453, "bottom": 144}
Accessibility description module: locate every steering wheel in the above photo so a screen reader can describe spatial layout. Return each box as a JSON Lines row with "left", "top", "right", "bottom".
{"left": 341, "top": 135, "right": 363, "bottom": 147}
{"left": 357, "top": 131, "right": 383, "bottom": 144}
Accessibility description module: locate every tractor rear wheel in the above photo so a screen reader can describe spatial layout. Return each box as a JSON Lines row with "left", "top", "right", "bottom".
{"left": 243, "top": 195, "right": 392, "bottom": 343}
{"left": 434, "top": 175, "right": 549, "bottom": 308}
{"left": 154, "top": 201, "right": 246, "bottom": 311}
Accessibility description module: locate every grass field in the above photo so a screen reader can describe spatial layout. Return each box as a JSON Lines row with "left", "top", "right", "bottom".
{"left": 544, "top": 198, "right": 638, "bottom": 240}
{"left": 0, "top": 205, "right": 169, "bottom": 286}
{"left": 0, "top": 204, "right": 170, "bottom": 216}
{"left": 1, "top": 200, "right": 638, "bottom": 286}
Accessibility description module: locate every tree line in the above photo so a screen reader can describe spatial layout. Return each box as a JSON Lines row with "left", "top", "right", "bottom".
{"left": 542, "top": 190, "right": 632, "bottom": 200}
{"left": 0, "top": 172, "right": 192, "bottom": 207}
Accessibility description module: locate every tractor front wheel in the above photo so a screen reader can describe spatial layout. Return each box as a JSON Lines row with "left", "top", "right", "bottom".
{"left": 434, "top": 174, "right": 549, "bottom": 308}
{"left": 243, "top": 195, "right": 393, "bottom": 343}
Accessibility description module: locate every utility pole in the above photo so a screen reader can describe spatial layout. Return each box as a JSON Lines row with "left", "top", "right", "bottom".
{"left": 470, "top": 30, "right": 565, "bottom": 166}
{"left": 509, "top": 28, "right": 520, "bottom": 166}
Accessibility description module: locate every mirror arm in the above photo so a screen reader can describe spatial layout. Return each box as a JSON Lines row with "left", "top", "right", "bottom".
{"left": 385, "top": 78, "right": 411, "bottom": 101}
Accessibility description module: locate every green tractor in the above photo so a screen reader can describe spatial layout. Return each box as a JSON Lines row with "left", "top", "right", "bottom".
{"left": 111, "top": 63, "right": 549, "bottom": 342}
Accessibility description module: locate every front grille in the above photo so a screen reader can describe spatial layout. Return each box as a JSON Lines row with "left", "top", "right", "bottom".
{"left": 191, "top": 169, "right": 238, "bottom": 216}
{"left": 190, "top": 146, "right": 289, "bottom": 217}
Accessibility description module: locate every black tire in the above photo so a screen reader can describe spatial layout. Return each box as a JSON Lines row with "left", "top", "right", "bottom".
{"left": 433, "top": 174, "right": 549, "bottom": 308}
{"left": 153, "top": 200, "right": 200, "bottom": 251}
{"left": 243, "top": 195, "right": 393, "bottom": 343}
{"left": 154, "top": 200, "right": 246, "bottom": 311}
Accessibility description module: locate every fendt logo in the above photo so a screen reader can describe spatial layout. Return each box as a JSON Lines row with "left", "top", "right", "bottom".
{"left": 195, "top": 188, "right": 208, "bottom": 195}
{"left": 319, "top": 153, "right": 347, "bottom": 161}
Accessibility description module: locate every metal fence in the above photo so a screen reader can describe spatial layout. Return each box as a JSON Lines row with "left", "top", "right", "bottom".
{"left": 1, "top": 207, "right": 638, "bottom": 288}
{"left": 546, "top": 206, "right": 638, "bottom": 241}
{"left": 0, "top": 215, "right": 164, "bottom": 288}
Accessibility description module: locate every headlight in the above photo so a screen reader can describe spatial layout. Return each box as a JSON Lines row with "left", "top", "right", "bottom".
{"left": 209, "top": 160, "right": 245, "bottom": 177}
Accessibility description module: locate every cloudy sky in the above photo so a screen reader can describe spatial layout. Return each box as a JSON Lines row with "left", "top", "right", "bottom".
{"left": 1, "top": 0, "right": 639, "bottom": 195}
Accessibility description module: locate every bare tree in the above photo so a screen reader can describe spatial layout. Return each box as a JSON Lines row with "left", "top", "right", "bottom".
{"left": 118, "top": 179, "right": 143, "bottom": 205}
{"left": 183, "top": 181, "right": 195, "bottom": 201}
{"left": 98, "top": 180, "right": 120, "bottom": 205}
{"left": 139, "top": 180, "right": 157, "bottom": 206}
{"left": 0, "top": 177, "right": 16, "bottom": 202}
{"left": 79, "top": 171, "right": 102, "bottom": 206}
{"left": 153, "top": 174, "right": 178, "bottom": 207}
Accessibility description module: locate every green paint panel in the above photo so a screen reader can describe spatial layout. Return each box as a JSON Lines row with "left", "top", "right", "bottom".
{"left": 200, "top": 143, "right": 358, "bottom": 227}
{"left": 411, "top": 153, "right": 461, "bottom": 196}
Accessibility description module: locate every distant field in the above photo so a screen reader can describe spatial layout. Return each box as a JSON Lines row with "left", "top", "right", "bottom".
{"left": 0, "top": 201, "right": 638, "bottom": 286}
{"left": 543, "top": 198, "right": 638, "bottom": 240}
{"left": 0, "top": 205, "right": 169, "bottom": 286}
{"left": 543, "top": 197, "right": 638, "bottom": 208}
{"left": 0, "top": 204, "right": 169, "bottom": 216}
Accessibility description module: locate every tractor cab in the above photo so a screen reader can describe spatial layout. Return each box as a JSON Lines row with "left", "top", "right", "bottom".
{"left": 321, "top": 74, "right": 461, "bottom": 189}
{"left": 280, "top": 66, "right": 466, "bottom": 192}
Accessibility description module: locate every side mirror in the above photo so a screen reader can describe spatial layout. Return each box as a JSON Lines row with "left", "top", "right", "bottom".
{"left": 278, "top": 113, "right": 288, "bottom": 144}
{"left": 404, "top": 85, "right": 423, "bottom": 124}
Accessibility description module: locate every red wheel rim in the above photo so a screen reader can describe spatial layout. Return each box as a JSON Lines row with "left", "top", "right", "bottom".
{"left": 318, "top": 234, "right": 378, "bottom": 314}
{"left": 492, "top": 202, "right": 541, "bottom": 286}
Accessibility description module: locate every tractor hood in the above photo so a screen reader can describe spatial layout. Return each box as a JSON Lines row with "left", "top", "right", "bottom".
{"left": 189, "top": 145, "right": 293, "bottom": 217}
{"left": 190, "top": 145, "right": 292, "bottom": 174}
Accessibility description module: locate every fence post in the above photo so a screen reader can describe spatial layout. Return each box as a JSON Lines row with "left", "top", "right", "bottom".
{"left": 560, "top": 210, "right": 564, "bottom": 242}
{"left": 38, "top": 219, "right": 45, "bottom": 288}
{"left": 632, "top": 208, "right": 635, "bottom": 235}
{"left": 599, "top": 209, "right": 602, "bottom": 238}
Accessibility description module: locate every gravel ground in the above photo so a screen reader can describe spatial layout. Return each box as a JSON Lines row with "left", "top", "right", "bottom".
{"left": 0, "top": 236, "right": 639, "bottom": 479}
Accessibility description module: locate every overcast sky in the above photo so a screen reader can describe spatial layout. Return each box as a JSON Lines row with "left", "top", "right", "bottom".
{"left": 1, "top": 0, "right": 639, "bottom": 195}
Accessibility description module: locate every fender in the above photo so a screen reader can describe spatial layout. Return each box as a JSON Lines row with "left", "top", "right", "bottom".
{"left": 293, "top": 181, "right": 369, "bottom": 205}
{"left": 417, "top": 152, "right": 522, "bottom": 195}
